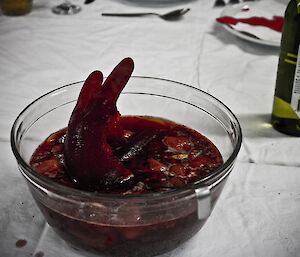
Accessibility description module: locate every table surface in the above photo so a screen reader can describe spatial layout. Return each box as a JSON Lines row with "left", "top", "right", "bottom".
{"left": 1, "top": 0, "right": 300, "bottom": 256}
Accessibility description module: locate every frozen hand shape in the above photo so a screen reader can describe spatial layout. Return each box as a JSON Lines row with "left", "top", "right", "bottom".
{"left": 64, "top": 58, "right": 134, "bottom": 190}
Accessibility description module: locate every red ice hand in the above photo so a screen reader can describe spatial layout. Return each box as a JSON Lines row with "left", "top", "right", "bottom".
{"left": 64, "top": 58, "right": 135, "bottom": 190}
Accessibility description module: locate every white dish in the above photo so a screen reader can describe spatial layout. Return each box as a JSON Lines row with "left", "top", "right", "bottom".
{"left": 219, "top": 2, "right": 283, "bottom": 47}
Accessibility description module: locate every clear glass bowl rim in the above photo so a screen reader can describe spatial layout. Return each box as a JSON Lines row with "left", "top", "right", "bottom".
{"left": 10, "top": 76, "right": 242, "bottom": 200}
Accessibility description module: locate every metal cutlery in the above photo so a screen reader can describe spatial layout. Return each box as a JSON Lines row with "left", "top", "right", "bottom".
{"left": 102, "top": 8, "right": 190, "bottom": 21}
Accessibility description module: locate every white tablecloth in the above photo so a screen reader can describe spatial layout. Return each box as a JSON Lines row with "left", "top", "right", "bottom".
{"left": 1, "top": 0, "right": 300, "bottom": 256}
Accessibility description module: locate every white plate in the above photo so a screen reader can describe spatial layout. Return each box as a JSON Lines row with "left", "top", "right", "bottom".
{"left": 219, "top": 2, "right": 282, "bottom": 47}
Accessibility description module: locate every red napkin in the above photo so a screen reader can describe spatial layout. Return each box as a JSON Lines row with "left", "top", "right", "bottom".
{"left": 216, "top": 16, "right": 284, "bottom": 32}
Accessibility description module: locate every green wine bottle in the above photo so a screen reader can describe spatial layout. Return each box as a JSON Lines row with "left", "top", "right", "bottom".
{"left": 271, "top": 0, "right": 300, "bottom": 136}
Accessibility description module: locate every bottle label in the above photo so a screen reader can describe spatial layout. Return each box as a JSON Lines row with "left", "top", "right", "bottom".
{"left": 290, "top": 45, "right": 300, "bottom": 118}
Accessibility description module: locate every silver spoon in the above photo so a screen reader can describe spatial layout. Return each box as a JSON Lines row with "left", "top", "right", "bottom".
{"left": 102, "top": 8, "right": 190, "bottom": 21}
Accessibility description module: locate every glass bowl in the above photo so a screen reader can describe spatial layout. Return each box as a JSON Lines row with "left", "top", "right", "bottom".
{"left": 11, "top": 76, "right": 242, "bottom": 257}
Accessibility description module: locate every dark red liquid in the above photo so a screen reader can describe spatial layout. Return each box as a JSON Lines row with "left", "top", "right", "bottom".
{"left": 35, "top": 199, "right": 203, "bottom": 257}
{"left": 29, "top": 115, "right": 223, "bottom": 256}
{"left": 30, "top": 116, "right": 223, "bottom": 194}
{"left": 15, "top": 239, "right": 27, "bottom": 248}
